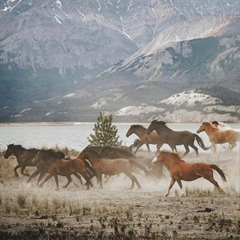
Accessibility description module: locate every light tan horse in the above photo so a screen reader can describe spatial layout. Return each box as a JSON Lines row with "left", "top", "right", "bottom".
{"left": 197, "top": 122, "right": 239, "bottom": 152}
{"left": 126, "top": 124, "right": 176, "bottom": 153}
{"left": 78, "top": 148, "right": 142, "bottom": 189}
{"left": 152, "top": 151, "right": 226, "bottom": 197}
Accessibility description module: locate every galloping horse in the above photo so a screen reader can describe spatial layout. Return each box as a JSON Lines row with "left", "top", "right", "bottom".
{"left": 32, "top": 150, "right": 96, "bottom": 190}
{"left": 27, "top": 149, "right": 65, "bottom": 185}
{"left": 81, "top": 145, "right": 150, "bottom": 176}
{"left": 78, "top": 148, "right": 142, "bottom": 189}
{"left": 197, "top": 122, "right": 239, "bottom": 152}
{"left": 152, "top": 151, "right": 226, "bottom": 197}
{"left": 4, "top": 144, "right": 40, "bottom": 177}
{"left": 147, "top": 120, "right": 210, "bottom": 156}
{"left": 126, "top": 124, "right": 168, "bottom": 153}
{"left": 212, "top": 121, "right": 240, "bottom": 133}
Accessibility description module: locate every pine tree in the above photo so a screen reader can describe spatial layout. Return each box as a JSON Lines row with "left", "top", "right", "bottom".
{"left": 88, "top": 112, "right": 122, "bottom": 147}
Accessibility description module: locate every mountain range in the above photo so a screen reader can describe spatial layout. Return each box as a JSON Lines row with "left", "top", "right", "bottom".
{"left": 0, "top": 0, "right": 239, "bottom": 122}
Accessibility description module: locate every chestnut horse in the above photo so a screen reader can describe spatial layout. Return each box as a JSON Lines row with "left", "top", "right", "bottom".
{"left": 152, "top": 151, "right": 226, "bottom": 197}
{"left": 4, "top": 144, "right": 40, "bottom": 177}
{"left": 147, "top": 120, "right": 210, "bottom": 156}
{"left": 78, "top": 148, "right": 142, "bottom": 189}
{"left": 126, "top": 124, "right": 166, "bottom": 153}
{"left": 33, "top": 150, "right": 96, "bottom": 190}
{"left": 197, "top": 122, "right": 239, "bottom": 152}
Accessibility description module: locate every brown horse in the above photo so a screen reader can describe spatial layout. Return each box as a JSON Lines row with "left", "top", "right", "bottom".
{"left": 147, "top": 120, "right": 210, "bottom": 156}
{"left": 197, "top": 122, "right": 239, "bottom": 152}
{"left": 152, "top": 151, "right": 226, "bottom": 197}
{"left": 4, "top": 144, "right": 41, "bottom": 177}
{"left": 27, "top": 149, "right": 65, "bottom": 185}
{"left": 78, "top": 148, "right": 142, "bottom": 189}
{"left": 81, "top": 145, "right": 150, "bottom": 176}
{"left": 33, "top": 150, "right": 96, "bottom": 190}
{"left": 126, "top": 124, "right": 175, "bottom": 153}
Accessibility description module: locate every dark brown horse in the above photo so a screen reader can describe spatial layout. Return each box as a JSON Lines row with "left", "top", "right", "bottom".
{"left": 4, "top": 144, "right": 40, "bottom": 177}
{"left": 152, "top": 151, "right": 226, "bottom": 197}
{"left": 147, "top": 120, "right": 210, "bottom": 156}
{"left": 78, "top": 148, "right": 142, "bottom": 189}
{"left": 126, "top": 124, "right": 177, "bottom": 153}
{"left": 32, "top": 150, "right": 96, "bottom": 190}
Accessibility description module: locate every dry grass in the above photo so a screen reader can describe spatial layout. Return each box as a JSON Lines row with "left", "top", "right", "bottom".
{"left": 0, "top": 149, "right": 239, "bottom": 239}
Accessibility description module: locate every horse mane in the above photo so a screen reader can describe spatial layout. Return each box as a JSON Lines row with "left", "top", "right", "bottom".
{"left": 152, "top": 120, "right": 166, "bottom": 125}
{"left": 130, "top": 124, "right": 147, "bottom": 130}
{"left": 83, "top": 148, "right": 101, "bottom": 157}
{"left": 161, "top": 150, "right": 185, "bottom": 162}
{"left": 9, "top": 144, "right": 26, "bottom": 150}
{"left": 84, "top": 145, "right": 135, "bottom": 158}
{"left": 41, "top": 149, "right": 65, "bottom": 159}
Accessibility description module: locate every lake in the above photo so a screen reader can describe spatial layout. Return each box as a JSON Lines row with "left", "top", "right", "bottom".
{"left": 0, "top": 122, "right": 239, "bottom": 153}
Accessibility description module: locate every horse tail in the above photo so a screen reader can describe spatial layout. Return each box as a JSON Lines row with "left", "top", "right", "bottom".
{"left": 194, "top": 134, "right": 211, "bottom": 151}
{"left": 82, "top": 159, "right": 99, "bottom": 179}
{"left": 210, "top": 164, "right": 227, "bottom": 182}
{"left": 128, "top": 160, "right": 150, "bottom": 176}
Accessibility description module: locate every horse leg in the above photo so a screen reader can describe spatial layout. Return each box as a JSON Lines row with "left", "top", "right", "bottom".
{"left": 27, "top": 169, "right": 40, "bottom": 183}
{"left": 176, "top": 178, "right": 184, "bottom": 196}
{"left": 53, "top": 174, "right": 59, "bottom": 190}
{"left": 72, "top": 172, "right": 83, "bottom": 186}
{"left": 99, "top": 174, "right": 103, "bottom": 188}
{"left": 146, "top": 143, "right": 151, "bottom": 152}
{"left": 21, "top": 166, "right": 30, "bottom": 177}
{"left": 156, "top": 143, "right": 163, "bottom": 154}
{"left": 39, "top": 174, "right": 53, "bottom": 187}
{"left": 37, "top": 172, "right": 46, "bottom": 186}
{"left": 228, "top": 141, "right": 236, "bottom": 151}
{"left": 164, "top": 178, "right": 176, "bottom": 197}
{"left": 189, "top": 143, "right": 198, "bottom": 156}
{"left": 62, "top": 175, "right": 72, "bottom": 188}
{"left": 125, "top": 172, "right": 142, "bottom": 189}
{"left": 211, "top": 143, "right": 216, "bottom": 152}
{"left": 201, "top": 172, "right": 224, "bottom": 193}
{"left": 134, "top": 142, "right": 144, "bottom": 154}
{"left": 182, "top": 145, "right": 190, "bottom": 156}
{"left": 81, "top": 173, "right": 93, "bottom": 190}
{"left": 14, "top": 165, "right": 20, "bottom": 177}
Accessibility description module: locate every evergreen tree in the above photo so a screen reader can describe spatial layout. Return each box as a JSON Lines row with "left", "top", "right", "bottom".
{"left": 88, "top": 112, "right": 122, "bottom": 147}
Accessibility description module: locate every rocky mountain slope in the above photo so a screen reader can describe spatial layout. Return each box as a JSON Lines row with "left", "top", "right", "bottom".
{"left": 0, "top": 0, "right": 239, "bottom": 122}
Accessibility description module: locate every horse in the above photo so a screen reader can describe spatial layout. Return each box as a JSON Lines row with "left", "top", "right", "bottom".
{"left": 78, "top": 148, "right": 142, "bottom": 189}
{"left": 80, "top": 145, "right": 150, "bottom": 176}
{"left": 197, "top": 122, "right": 239, "bottom": 152}
{"left": 32, "top": 150, "right": 96, "bottom": 190}
{"left": 27, "top": 149, "right": 65, "bottom": 185}
{"left": 152, "top": 151, "right": 227, "bottom": 197}
{"left": 126, "top": 124, "right": 171, "bottom": 153}
{"left": 4, "top": 144, "right": 41, "bottom": 177}
{"left": 146, "top": 120, "right": 210, "bottom": 156}
{"left": 212, "top": 121, "right": 240, "bottom": 133}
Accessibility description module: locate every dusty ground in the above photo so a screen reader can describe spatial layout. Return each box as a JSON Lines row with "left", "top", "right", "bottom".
{"left": 0, "top": 150, "right": 239, "bottom": 240}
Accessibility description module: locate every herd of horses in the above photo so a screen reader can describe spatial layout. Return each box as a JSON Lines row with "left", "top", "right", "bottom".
{"left": 3, "top": 120, "right": 240, "bottom": 196}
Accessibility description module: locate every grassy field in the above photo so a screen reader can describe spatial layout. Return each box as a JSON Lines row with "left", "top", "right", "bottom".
{"left": 0, "top": 149, "right": 239, "bottom": 240}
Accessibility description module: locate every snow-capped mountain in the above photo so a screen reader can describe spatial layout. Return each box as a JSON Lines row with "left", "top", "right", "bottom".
{"left": 0, "top": 0, "right": 239, "bottom": 122}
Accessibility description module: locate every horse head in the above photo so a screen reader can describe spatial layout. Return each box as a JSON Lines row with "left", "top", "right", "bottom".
{"left": 4, "top": 144, "right": 16, "bottom": 158}
{"left": 147, "top": 120, "right": 166, "bottom": 134}
{"left": 151, "top": 151, "right": 165, "bottom": 165}
{"left": 197, "top": 122, "right": 212, "bottom": 133}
